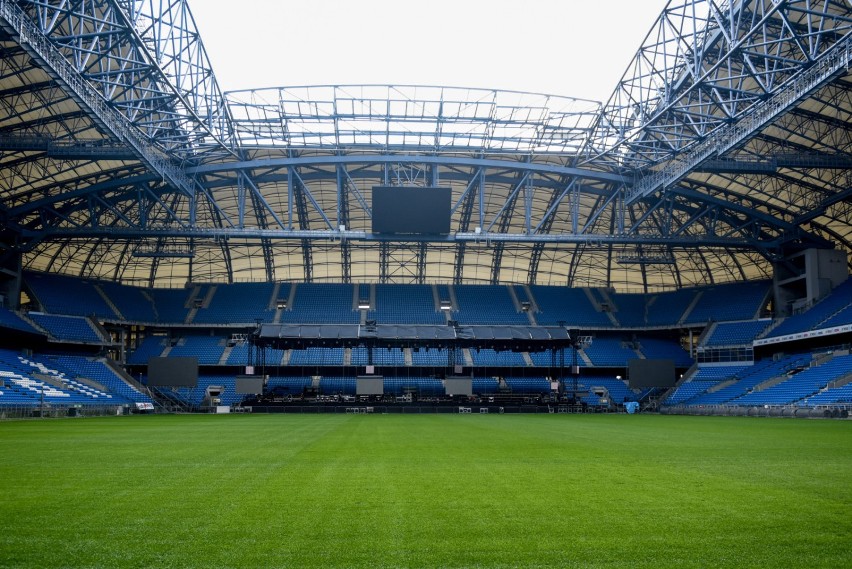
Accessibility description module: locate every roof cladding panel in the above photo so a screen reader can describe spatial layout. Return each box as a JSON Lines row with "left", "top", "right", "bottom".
{"left": 1, "top": 0, "right": 850, "bottom": 290}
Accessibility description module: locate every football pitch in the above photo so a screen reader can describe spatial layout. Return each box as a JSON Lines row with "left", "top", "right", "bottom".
{"left": 1, "top": 413, "right": 850, "bottom": 568}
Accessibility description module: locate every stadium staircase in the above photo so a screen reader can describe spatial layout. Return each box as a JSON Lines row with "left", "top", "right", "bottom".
{"left": 17, "top": 312, "right": 46, "bottom": 335}
{"left": 86, "top": 317, "right": 112, "bottom": 344}
{"left": 94, "top": 285, "right": 123, "bottom": 319}
{"left": 678, "top": 291, "right": 703, "bottom": 325}
{"left": 149, "top": 386, "right": 193, "bottom": 412}
{"left": 102, "top": 358, "right": 154, "bottom": 397}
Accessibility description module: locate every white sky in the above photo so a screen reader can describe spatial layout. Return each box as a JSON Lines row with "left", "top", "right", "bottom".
{"left": 190, "top": 0, "right": 670, "bottom": 103}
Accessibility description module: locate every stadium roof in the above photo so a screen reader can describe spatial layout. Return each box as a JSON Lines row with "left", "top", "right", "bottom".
{"left": 0, "top": 0, "right": 850, "bottom": 290}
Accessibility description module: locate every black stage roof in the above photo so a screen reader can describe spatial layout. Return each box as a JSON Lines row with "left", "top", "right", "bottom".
{"left": 255, "top": 324, "right": 574, "bottom": 352}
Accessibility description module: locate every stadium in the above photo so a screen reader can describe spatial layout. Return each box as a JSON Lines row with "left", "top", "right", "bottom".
{"left": 0, "top": 1, "right": 851, "bottom": 567}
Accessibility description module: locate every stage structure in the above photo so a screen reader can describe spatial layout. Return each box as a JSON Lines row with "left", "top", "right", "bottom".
{"left": 251, "top": 322, "right": 579, "bottom": 384}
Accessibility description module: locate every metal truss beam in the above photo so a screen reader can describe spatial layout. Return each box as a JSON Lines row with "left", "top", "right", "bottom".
{"left": 0, "top": 135, "right": 137, "bottom": 160}
{"left": 11, "top": 0, "right": 234, "bottom": 158}
{"left": 188, "top": 155, "right": 627, "bottom": 185}
{"left": 589, "top": 1, "right": 852, "bottom": 167}
{"left": 0, "top": 0, "right": 198, "bottom": 200}
{"left": 20, "top": 227, "right": 770, "bottom": 249}
{"left": 696, "top": 153, "right": 852, "bottom": 174}
{"left": 225, "top": 85, "right": 600, "bottom": 156}
{"left": 626, "top": 34, "right": 852, "bottom": 205}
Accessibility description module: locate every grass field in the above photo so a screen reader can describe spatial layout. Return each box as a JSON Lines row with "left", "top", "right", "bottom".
{"left": 1, "top": 414, "right": 850, "bottom": 568}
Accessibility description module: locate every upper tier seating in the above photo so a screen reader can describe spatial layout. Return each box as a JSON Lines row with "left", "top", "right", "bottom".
{"left": 278, "top": 284, "right": 359, "bottom": 324}
{"left": 370, "top": 284, "right": 444, "bottom": 325}
{"left": 645, "top": 289, "right": 697, "bottom": 327}
{"left": 683, "top": 280, "right": 770, "bottom": 324}
{"left": 225, "top": 343, "right": 285, "bottom": 367}
{"left": 609, "top": 293, "right": 647, "bottom": 327}
{"left": 704, "top": 320, "right": 771, "bottom": 346}
{"left": 146, "top": 288, "right": 191, "bottom": 323}
{"left": 18, "top": 272, "right": 788, "bottom": 331}
{"left": 98, "top": 281, "right": 158, "bottom": 322}
{"left": 0, "top": 308, "right": 42, "bottom": 335}
{"left": 28, "top": 313, "right": 103, "bottom": 344}
{"left": 453, "top": 285, "right": 528, "bottom": 325}
{"left": 193, "top": 282, "right": 276, "bottom": 324}
{"left": 531, "top": 286, "right": 610, "bottom": 327}
{"left": 767, "top": 278, "right": 852, "bottom": 338}
{"left": 25, "top": 272, "right": 116, "bottom": 319}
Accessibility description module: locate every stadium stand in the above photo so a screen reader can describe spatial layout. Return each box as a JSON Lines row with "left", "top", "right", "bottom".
{"left": 582, "top": 377, "right": 638, "bottom": 404}
{"left": 128, "top": 336, "right": 168, "bottom": 365}
{"left": 0, "top": 308, "right": 43, "bottom": 335}
{"left": 27, "top": 313, "right": 104, "bottom": 344}
{"left": 531, "top": 286, "right": 610, "bottom": 327}
{"left": 44, "top": 355, "right": 152, "bottom": 404}
{"left": 684, "top": 355, "right": 809, "bottom": 406}
{"left": 167, "top": 336, "right": 226, "bottom": 365}
{"left": 173, "top": 375, "right": 244, "bottom": 407}
{"left": 289, "top": 348, "right": 345, "bottom": 366}
{"left": 765, "top": 278, "right": 852, "bottom": 338}
{"left": 683, "top": 281, "right": 771, "bottom": 324}
{"left": 636, "top": 338, "right": 692, "bottom": 366}
{"left": 470, "top": 349, "right": 526, "bottom": 367}
{"left": 0, "top": 349, "right": 119, "bottom": 405}
{"left": 527, "top": 348, "right": 583, "bottom": 367}
{"left": 410, "top": 348, "right": 451, "bottom": 367}
{"left": 730, "top": 354, "right": 852, "bottom": 406}
{"left": 225, "top": 343, "right": 285, "bottom": 367}
{"left": 370, "top": 285, "right": 444, "bottom": 324}
{"left": 703, "top": 320, "right": 771, "bottom": 346}
{"left": 24, "top": 272, "right": 116, "bottom": 319}
{"left": 453, "top": 285, "right": 528, "bottom": 325}
{"left": 609, "top": 293, "right": 647, "bottom": 327}
{"left": 583, "top": 338, "right": 638, "bottom": 366}
{"left": 193, "top": 282, "right": 276, "bottom": 324}
{"left": 665, "top": 381, "right": 719, "bottom": 405}
{"left": 278, "top": 284, "right": 359, "bottom": 324}
{"left": 645, "top": 289, "right": 697, "bottom": 327}
{"left": 804, "top": 380, "right": 852, "bottom": 407}
{"left": 147, "top": 288, "right": 192, "bottom": 323}
{"left": 504, "top": 377, "right": 550, "bottom": 394}
{"left": 98, "top": 281, "right": 158, "bottom": 322}
{"left": 351, "top": 347, "right": 406, "bottom": 366}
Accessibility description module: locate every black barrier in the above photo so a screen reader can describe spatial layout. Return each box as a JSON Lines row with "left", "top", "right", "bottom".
{"left": 241, "top": 405, "right": 584, "bottom": 415}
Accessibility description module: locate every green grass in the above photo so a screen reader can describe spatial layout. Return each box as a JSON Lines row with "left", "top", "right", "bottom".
{"left": 1, "top": 414, "right": 850, "bottom": 568}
